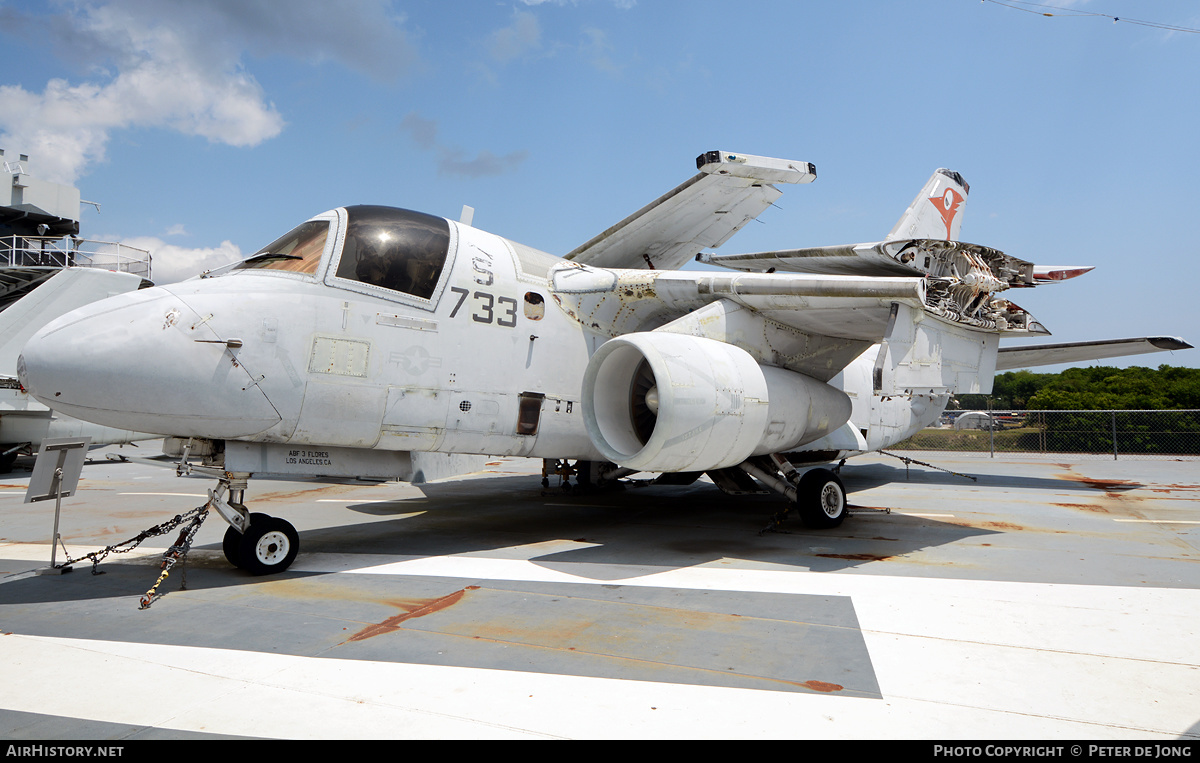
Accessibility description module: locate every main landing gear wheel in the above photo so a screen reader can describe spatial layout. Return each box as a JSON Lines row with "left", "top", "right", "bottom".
{"left": 795, "top": 468, "right": 848, "bottom": 529}
{"left": 223, "top": 513, "right": 299, "bottom": 575}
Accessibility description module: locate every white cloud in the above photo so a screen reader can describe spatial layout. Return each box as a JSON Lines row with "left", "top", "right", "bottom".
{"left": 117, "top": 236, "right": 244, "bottom": 284}
{"left": 0, "top": 0, "right": 417, "bottom": 185}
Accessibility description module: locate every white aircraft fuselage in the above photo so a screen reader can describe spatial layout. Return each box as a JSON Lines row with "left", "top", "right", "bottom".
{"left": 15, "top": 207, "right": 942, "bottom": 474}
{"left": 15, "top": 153, "right": 1189, "bottom": 573}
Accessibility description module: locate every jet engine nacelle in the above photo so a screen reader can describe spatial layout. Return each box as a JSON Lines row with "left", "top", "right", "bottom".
{"left": 582, "top": 333, "right": 851, "bottom": 473}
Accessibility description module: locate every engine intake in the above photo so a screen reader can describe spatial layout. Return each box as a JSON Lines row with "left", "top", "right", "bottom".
{"left": 582, "top": 333, "right": 851, "bottom": 472}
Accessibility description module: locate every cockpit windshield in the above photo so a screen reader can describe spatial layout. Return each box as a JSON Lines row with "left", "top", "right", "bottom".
{"left": 235, "top": 220, "right": 330, "bottom": 274}
{"left": 334, "top": 206, "right": 450, "bottom": 300}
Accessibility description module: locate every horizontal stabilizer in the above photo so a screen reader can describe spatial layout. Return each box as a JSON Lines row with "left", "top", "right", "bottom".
{"left": 997, "top": 336, "right": 1193, "bottom": 370}
{"left": 567, "top": 151, "right": 816, "bottom": 271}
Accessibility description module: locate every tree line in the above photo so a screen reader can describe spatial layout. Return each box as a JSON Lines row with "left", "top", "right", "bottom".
{"left": 956, "top": 365, "right": 1200, "bottom": 411}
{"left": 949, "top": 365, "right": 1200, "bottom": 455}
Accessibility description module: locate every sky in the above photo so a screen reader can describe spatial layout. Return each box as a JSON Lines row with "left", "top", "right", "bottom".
{"left": 1, "top": 0, "right": 1197, "bottom": 373}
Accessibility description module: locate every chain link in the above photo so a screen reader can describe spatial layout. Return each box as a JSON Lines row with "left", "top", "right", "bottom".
{"left": 878, "top": 450, "right": 978, "bottom": 482}
{"left": 55, "top": 503, "right": 211, "bottom": 609}
{"left": 138, "top": 507, "right": 210, "bottom": 609}
{"left": 891, "top": 409, "right": 1200, "bottom": 459}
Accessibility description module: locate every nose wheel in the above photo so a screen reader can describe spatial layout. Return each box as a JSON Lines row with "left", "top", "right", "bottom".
{"left": 210, "top": 475, "right": 300, "bottom": 575}
{"left": 222, "top": 512, "right": 299, "bottom": 575}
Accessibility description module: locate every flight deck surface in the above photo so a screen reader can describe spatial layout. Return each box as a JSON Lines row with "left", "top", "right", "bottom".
{"left": 1, "top": 444, "right": 1197, "bottom": 740}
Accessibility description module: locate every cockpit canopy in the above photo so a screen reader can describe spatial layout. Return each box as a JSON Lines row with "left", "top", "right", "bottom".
{"left": 234, "top": 206, "right": 452, "bottom": 301}
{"left": 334, "top": 205, "right": 450, "bottom": 300}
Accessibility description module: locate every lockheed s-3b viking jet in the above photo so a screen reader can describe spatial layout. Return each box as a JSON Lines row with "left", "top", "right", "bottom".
{"left": 17, "top": 151, "right": 1191, "bottom": 574}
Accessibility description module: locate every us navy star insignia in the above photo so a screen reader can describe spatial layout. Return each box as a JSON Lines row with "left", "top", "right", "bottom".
{"left": 390, "top": 346, "right": 441, "bottom": 374}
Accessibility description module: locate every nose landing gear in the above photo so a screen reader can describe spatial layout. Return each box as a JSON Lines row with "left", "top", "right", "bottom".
{"left": 209, "top": 473, "right": 299, "bottom": 575}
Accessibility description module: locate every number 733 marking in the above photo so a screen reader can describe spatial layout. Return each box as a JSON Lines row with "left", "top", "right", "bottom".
{"left": 448, "top": 286, "right": 517, "bottom": 327}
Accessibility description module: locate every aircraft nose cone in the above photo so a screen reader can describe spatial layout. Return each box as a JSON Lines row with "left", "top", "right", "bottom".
{"left": 20, "top": 287, "right": 281, "bottom": 438}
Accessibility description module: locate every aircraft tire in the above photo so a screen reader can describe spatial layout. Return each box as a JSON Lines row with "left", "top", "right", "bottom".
{"left": 796, "top": 469, "right": 847, "bottom": 529}
{"left": 222, "top": 525, "right": 241, "bottom": 567}
{"left": 237, "top": 515, "right": 299, "bottom": 575}
{"left": 222, "top": 512, "right": 269, "bottom": 568}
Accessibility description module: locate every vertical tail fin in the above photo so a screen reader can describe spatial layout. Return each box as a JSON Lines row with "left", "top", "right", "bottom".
{"left": 886, "top": 168, "right": 970, "bottom": 242}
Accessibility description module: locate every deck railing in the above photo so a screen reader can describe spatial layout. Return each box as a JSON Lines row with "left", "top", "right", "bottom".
{"left": 1, "top": 235, "right": 151, "bottom": 280}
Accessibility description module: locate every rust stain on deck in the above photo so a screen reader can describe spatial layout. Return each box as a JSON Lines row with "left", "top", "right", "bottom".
{"left": 1056, "top": 474, "right": 1142, "bottom": 491}
{"left": 1054, "top": 502, "right": 1110, "bottom": 513}
{"left": 798, "top": 680, "right": 844, "bottom": 693}
{"left": 345, "top": 586, "right": 480, "bottom": 643}
{"left": 982, "top": 521, "right": 1024, "bottom": 531}
{"left": 252, "top": 484, "right": 357, "bottom": 503}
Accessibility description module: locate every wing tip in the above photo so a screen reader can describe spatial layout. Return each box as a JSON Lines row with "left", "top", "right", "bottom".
{"left": 696, "top": 150, "right": 816, "bottom": 184}
{"left": 1149, "top": 336, "right": 1194, "bottom": 351}
{"left": 1032, "top": 265, "right": 1095, "bottom": 282}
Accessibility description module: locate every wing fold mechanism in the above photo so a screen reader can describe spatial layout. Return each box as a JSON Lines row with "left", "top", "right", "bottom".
{"left": 700, "top": 237, "right": 1053, "bottom": 335}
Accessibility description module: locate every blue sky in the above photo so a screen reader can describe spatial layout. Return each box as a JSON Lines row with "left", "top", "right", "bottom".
{"left": 1, "top": 0, "right": 1197, "bottom": 371}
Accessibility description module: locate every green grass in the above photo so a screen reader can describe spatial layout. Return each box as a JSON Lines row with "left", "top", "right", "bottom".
{"left": 890, "top": 426, "right": 1042, "bottom": 452}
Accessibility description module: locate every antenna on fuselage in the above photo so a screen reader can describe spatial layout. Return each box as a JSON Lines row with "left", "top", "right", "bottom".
{"left": 459, "top": 205, "right": 475, "bottom": 227}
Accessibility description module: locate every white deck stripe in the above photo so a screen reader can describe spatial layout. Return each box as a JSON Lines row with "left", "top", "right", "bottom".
{"left": 0, "top": 631, "right": 1186, "bottom": 739}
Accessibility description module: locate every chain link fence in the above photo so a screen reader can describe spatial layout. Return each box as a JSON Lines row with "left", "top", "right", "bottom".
{"left": 890, "top": 409, "right": 1200, "bottom": 459}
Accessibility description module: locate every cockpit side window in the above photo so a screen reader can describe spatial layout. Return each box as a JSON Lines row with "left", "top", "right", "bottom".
{"left": 235, "top": 220, "right": 330, "bottom": 274}
{"left": 334, "top": 206, "right": 450, "bottom": 300}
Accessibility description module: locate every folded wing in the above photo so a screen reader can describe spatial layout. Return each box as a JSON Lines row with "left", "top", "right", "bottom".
{"left": 566, "top": 151, "right": 815, "bottom": 271}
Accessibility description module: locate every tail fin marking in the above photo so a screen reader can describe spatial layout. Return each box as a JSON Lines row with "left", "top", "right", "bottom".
{"left": 886, "top": 168, "right": 970, "bottom": 242}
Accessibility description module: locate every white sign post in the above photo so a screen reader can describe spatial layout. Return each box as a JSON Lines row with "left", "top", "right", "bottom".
{"left": 24, "top": 437, "right": 91, "bottom": 574}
